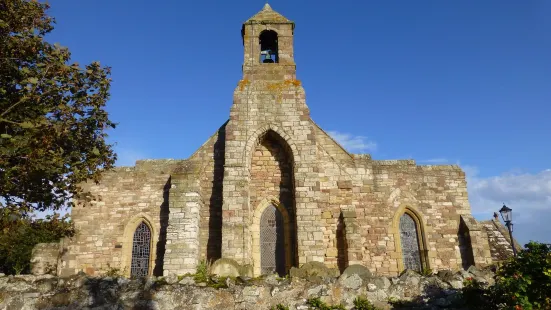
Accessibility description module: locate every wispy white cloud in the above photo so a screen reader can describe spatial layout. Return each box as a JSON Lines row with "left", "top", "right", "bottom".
{"left": 464, "top": 166, "right": 551, "bottom": 245}
{"left": 327, "top": 131, "right": 377, "bottom": 153}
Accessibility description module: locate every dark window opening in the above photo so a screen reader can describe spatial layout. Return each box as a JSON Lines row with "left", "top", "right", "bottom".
{"left": 259, "top": 30, "right": 279, "bottom": 63}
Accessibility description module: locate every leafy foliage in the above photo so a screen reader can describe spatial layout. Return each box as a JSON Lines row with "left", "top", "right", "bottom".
{"left": 0, "top": 210, "right": 74, "bottom": 275}
{"left": 353, "top": 296, "right": 379, "bottom": 310}
{"left": 306, "top": 297, "right": 345, "bottom": 310}
{"left": 461, "top": 242, "right": 551, "bottom": 310}
{"left": 194, "top": 259, "right": 212, "bottom": 283}
{"left": 271, "top": 304, "right": 289, "bottom": 310}
{"left": 104, "top": 263, "right": 127, "bottom": 278}
{"left": 491, "top": 242, "right": 551, "bottom": 310}
{"left": 0, "top": 0, "right": 116, "bottom": 216}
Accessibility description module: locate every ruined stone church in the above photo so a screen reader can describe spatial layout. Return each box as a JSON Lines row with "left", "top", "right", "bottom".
{"left": 46, "top": 4, "right": 517, "bottom": 278}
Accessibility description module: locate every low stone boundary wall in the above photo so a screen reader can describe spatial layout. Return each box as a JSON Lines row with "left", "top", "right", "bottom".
{"left": 0, "top": 265, "right": 494, "bottom": 310}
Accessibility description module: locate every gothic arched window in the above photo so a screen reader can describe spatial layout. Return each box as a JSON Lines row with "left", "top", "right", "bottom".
{"left": 399, "top": 213, "right": 423, "bottom": 272}
{"left": 131, "top": 222, "right": 151, "bottom": 277}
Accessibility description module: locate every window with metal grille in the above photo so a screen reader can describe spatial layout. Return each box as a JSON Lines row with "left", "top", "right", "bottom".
{"left": 399, "top": 213, "right": 422, "bottom": 272}
{"left": 131, "top": 222, "right": 151, "bottom": 277}
{"left": 260, "top": 205, "right": 286, "bottom": 276}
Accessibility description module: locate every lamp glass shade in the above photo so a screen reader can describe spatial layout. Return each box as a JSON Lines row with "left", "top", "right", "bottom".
{"left": 500, "top": 205, "right": 513, "bottom": 222}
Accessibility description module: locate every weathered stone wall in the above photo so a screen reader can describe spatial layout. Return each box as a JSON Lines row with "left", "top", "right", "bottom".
{"left": 360, "top": 162, "right": 475, "bottom": 275}
{"left": 61, "top": 159, "right": 182, "bottom": 277}
{"left": 0, "top": 265, "right": 496, "bottom": 310}
{"left": 30, "top": 243, "right": 59, "bottom": 276}
{"left": 165, "top": 123, "right": 227, "bottom": 265}
{"left": 163, "top": 170, "right": 204, "bottom": 276}
{"left": 481, "top": 217, "right": 522, "bottom": 262}
{"left": 307, "top": 121, "right": 488, "bottom": 275}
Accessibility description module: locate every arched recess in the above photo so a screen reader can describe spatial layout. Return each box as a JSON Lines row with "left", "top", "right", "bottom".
{"left": 391, "top": 205, "right": 429, "bottom": 272}
{"left": 259, "top": 30, "right": 279, "bottom": 63}
{"left": 121, "top": 214, "right": 157, "bottom": 277}
{"left": 247, "top": 126, "right": 298, "bottom": 275}
{"left": 243, "top": 124, "right": 299, "bottom": 176}
{"left": 251, "top": 198, "right": 294, "bottom": 277}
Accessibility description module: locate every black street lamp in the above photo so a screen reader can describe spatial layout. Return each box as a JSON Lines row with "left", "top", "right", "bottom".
{"left": 499, "top": 204, "right": 517, "bottom": 257}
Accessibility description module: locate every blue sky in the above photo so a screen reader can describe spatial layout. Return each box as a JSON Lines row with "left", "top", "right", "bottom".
{"left": 46, "top": 1, "right": 550, "bottom": 245}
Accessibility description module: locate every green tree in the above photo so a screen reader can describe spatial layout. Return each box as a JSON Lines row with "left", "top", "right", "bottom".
{"left": 0, "top": 210, "right": 75, "bottom": 275}
{"left": 0, "top": 0, "right": 116, "bottom": 216}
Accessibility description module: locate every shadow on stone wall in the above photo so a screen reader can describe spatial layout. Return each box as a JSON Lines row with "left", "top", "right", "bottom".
{"left": 207, "top": 124, "right": 226, "bottom": 262}
{"left": 153, "top": 178, "right": 171, "bottom": 276}
{"left": 457, "top": 221, "right": 475, "bottom": 270}
{"left": 270, "top": 131, "right": 297, "bottom": 270}
{"left": 337, "top": 213, "right": 348, "bottom": 273}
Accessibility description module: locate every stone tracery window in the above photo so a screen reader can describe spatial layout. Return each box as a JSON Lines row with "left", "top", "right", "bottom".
{"left": 399, "top": 213, "right": 423, "bottom": 272}
{"left": 131, "top": 221, "right": 151, "bottom": 277}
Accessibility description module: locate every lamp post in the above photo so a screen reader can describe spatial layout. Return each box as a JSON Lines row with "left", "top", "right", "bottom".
{"left": 499, "top": 204, "right": 517, "bottom": 257}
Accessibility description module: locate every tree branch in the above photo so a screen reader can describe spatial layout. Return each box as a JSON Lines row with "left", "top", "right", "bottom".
{"left": 0, "top": 117, "right": 24, "bottom": 125}
{"left": 1, "top": 66, "right": 50, "bottom": 117}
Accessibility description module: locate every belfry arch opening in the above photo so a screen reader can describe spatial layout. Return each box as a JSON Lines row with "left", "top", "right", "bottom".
{"left": 259, "top": 30, "right": 279, "bottom": 63}
{"left": 249, "top": 130, "right": 297, "bottom": 275}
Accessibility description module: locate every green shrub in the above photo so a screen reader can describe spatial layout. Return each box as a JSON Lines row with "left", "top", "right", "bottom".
{"left": 271, "top": 304, "right": 289, "bottom": 310}
{"left": 0, "top": 212, "right": 74, "bottom": 275}
{"left": 491, "top": 242, "right": 551, "bottom": 310}
{"left": 461, "top": 242, "right": 551, "bottom": 310}
{"left": 105, "top": 264, "right": 127, "bottom": 278}
{"left": 194, "top": 259, "right": 212, "bottom": 283}
{"left": 306, "top": 297, "right": 345, "bottom": 310}
{"left": 353, "top": 296, "right": 378, "bottom": 310}
{"left": 421, "top": 268, "right": 433, "bottom": 276}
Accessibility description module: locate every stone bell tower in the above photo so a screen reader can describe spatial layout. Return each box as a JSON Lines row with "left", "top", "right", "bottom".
{"left": 221, "top": 4, "right": 323, "bottom": 275}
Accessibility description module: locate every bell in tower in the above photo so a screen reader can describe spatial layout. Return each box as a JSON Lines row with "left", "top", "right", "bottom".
{"left": 260, "top": 30, "right": 278, "bottom": 63}
{"left": 241, "top": 3, "right": 295, "bottom": 68}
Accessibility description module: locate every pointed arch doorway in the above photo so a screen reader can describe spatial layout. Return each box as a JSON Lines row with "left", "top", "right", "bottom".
{"left": 260, "top": 204, "right": 286, "bottom": 275}
{"left": 252, "top": 200, "right": 294, "bottom": 277}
